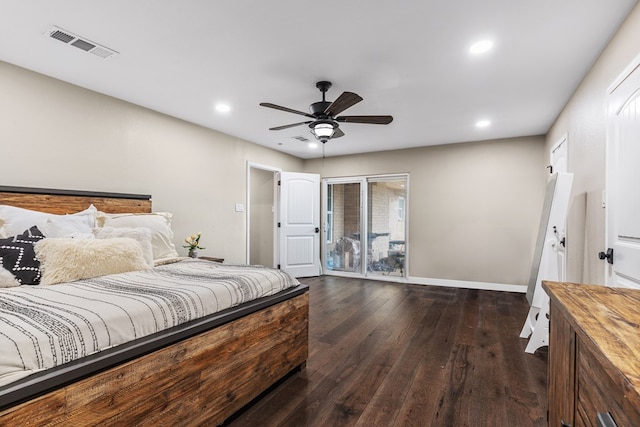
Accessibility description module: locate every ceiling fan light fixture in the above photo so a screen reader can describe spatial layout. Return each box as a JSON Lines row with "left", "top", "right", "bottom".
{"left": 310, "top": 121, "right": 337, "bottom": 142}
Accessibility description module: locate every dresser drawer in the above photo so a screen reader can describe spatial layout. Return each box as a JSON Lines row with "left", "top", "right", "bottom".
{"left": 576, "top": 341, "right": 640, "bottom": 426}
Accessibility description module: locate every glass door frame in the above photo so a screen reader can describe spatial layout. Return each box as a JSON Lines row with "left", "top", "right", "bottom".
{"left": 322, "top": 173, "right": 409, "bottom": 280}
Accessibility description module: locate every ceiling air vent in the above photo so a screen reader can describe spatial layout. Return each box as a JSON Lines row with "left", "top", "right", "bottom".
{"left": 46, "top": 26, "right": 118, "bottom": 59}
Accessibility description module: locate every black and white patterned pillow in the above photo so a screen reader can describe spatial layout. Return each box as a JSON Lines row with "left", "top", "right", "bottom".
{"left": 0, "top": 226, "right": 45, "bottom": 285}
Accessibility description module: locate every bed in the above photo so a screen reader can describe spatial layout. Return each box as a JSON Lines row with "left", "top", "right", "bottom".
{"left": 0, "top": 186, "right": 309, "bottom": 426}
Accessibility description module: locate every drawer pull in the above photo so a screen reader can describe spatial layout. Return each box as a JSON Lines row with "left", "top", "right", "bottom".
{"left": 596, "top": 412, "right": 617, "bottom": 427}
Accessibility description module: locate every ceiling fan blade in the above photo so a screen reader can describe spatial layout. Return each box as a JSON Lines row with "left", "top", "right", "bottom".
{"left": 332, "top": 128, "right": 345, "bottom": 139}
{"left": 324, "top": 92, "right": 363, "bottom": 117}
{"left": 269, "top": 121, "right": 312, "bottom": 131}
{"left": 336, "top": 115, "right": 393, "bottom": 125}
{"left": 260, "top": 103, "right": 315, "bottom": 118}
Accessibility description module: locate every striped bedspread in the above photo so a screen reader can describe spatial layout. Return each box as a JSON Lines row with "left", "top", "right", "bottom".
{"left": 0, "top": 258, "right": 299, "bottom": 388}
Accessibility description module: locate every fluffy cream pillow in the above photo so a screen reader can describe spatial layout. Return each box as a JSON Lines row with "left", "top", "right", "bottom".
{"left": 0, "top": 266, "right": 20, "bottom": 288}
{"left": 93, "top": 227, "right": 154, "bottom": 268}
{"left": 35, "top": 237, "right": 151, "bottom": 285}
{"left": 96, "top": 212, "right": 178, "bottom": 260}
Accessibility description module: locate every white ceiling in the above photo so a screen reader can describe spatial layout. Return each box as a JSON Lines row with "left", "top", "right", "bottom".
{"left": 0, "top": 1, "right": 636, "bottom": 159}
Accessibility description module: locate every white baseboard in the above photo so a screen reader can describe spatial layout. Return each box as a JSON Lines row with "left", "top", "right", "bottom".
{"left": 407, "top": 276, "right": 527, "bottom": 293}
{"left": 324, "top": 271, "right": 527, "bottom": 293}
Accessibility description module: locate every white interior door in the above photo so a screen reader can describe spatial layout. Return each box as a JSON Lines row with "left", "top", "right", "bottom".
{"left": 606, "top": 59, "right": 640, "bottom": 289}
{"left": 279, "top": 172, "right": 321, "bottom": 277}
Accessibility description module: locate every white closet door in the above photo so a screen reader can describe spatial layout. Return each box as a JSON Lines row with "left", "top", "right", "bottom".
{"left": 606, "top": 59, "right": 640, "bottom": 288}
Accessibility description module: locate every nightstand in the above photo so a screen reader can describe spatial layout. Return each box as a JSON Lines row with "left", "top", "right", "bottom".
{"left": 198, "top": 256, "right": 224, "bottom": 263}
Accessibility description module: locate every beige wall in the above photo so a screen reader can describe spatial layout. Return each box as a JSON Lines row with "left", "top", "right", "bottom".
{"left": 0, "top": 58, "right": 551, "bottom": 287}
{"left": 305, "top": 137, "right": 546, "bottom": 285}
{"left": 0, "top": 60, "right": 304, "bottom": 263}
{"left": 545, "top": 3, "right": 640, "bottom": 285}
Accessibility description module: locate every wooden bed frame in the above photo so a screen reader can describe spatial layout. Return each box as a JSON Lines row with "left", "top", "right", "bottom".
{"left": 0, "top": 186, "right": 309, "bottom": 426}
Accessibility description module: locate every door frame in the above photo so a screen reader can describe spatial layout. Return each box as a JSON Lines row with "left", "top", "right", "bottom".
{"left": 246, "top": 161, "right": 280, "bottom": 267}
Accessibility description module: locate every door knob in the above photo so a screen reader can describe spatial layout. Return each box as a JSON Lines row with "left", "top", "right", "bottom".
{"left": 598, "top": 248, "right": 614, "bottom": 264}
{"left": 315, "top": 227, "right": 320, "bottom": 233}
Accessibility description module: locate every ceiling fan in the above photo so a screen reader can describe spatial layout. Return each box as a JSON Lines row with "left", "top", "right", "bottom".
{"left": 260, "top": 81, "right": 393, "bottom": 143}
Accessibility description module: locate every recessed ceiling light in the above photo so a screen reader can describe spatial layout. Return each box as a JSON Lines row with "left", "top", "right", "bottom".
{"left": 476, "top": 119, "right": 491, "bottom": 128}
{"left": 309, "top": 142, "right": 319, "bottom": 149}
{"left": 215, "top": 103, "right": 231, "bottom": 113}
{"left": 469, "top": 40, "right": 493, "bottom": 55}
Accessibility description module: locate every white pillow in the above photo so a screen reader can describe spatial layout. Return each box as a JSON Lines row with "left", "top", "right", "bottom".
{"left": 0, "top": 266, "right": 20, "bottom": 288}
{"left": 0, "top": 205, "right": 97, "bottom": 238}
{"left": 40, "top": 216, "right": 94, "bottom": 238}
{"left": 93, "top": 227, "right": 154, "bottom": 268}
{"left": 96, "top": 212, "right": 178, "bottom": 260}
{"left": 35, "top": 237, "right": 151, "bottom": 286}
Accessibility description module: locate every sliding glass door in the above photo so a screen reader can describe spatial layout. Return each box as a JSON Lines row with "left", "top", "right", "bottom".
{"left": 324, "top": 181, "right": 362, "bottom": 273}
{"left": 366, "top": 177, "right": 407, "bottom": 278}
{"left": 323, "top": 175, "right": 408, "bottom": 279}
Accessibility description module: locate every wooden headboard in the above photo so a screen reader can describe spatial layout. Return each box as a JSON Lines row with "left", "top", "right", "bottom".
{"left": 0, "top": 186, "right": 152, "bottom": 214}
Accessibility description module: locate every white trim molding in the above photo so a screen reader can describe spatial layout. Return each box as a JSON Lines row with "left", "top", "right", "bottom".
{"left": 407, "top": 276, "right": 527, "bottom": 293}
{"left": 326, "top": 271, "right": 527, "bottom": 293}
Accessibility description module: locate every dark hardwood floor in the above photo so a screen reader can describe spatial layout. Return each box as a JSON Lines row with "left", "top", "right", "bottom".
{"left": 226, "top": 276, "right": 548, "bottom": 427}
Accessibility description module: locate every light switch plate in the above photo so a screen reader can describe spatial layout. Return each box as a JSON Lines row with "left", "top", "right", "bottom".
{"left": 235, "top": 203, "right": 245, "bottom": 212}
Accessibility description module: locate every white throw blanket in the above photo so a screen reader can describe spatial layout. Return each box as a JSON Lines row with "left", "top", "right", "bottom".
{"left": 0, "top": 259, "right": 299, "bottom": 387}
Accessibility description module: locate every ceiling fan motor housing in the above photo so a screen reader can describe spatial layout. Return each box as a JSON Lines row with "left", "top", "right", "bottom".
{"left": 309, "top": 101, "right": 332, "bottom": 116}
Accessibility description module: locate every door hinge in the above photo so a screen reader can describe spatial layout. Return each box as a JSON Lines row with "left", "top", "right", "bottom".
{"left": 277, "top": 264, "right": 281, "bottom": 270}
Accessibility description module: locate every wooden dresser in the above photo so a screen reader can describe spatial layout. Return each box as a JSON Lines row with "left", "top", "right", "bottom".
{"left": 544, "top": 281, "right": 640, "bottom": 427}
